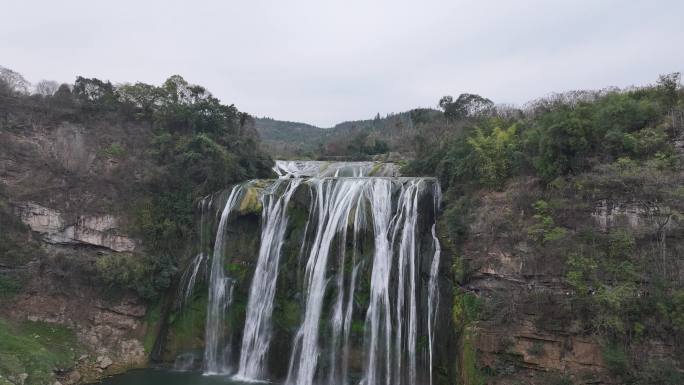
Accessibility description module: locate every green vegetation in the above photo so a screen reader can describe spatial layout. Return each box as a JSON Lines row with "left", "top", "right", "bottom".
{"left": 527, "top": 200, "right": 566, "bottom": 246}
{"left": 0, "top": 275, "right": 22, "bottom": 298}
{"left": 100, "top": 142, "right": 126, "bottom": 157}
{"left": 452, "top": 290, "right": 486, "bottom": 383}
{"left": 1, "top": 69, "right": 274, "bottom": 302}
{"left": 407, "top": 73, "right": 684, "bottom": 381}
{"left": 95, "top": 253, "right": 175, "bottom": 300}
{"left": 0, "top": 319, "right": 82, "bottom": 385}
{"left": 0, "top": 189, "right": 42, "bottom": 268}
{"left": 143, "top": 302, "right": 162, "bottom": 354}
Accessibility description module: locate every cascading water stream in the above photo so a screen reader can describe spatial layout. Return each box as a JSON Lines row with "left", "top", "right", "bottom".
{"left": 286, "top": 178, "right": 368, "bottom": 385}
{"left": 235, "top": 179, "right": 302, "bottom": 380}
{"left": 426, "top": 184, "right": 442, "bottom": 385}
{"left": 204, "top": 184, "right": 247, "bottom": 374}
{"left": 181, "top": 161, "right": 443, "bottom": 385}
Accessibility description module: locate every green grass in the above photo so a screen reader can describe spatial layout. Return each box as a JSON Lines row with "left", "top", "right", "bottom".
{"left": 0, "top": 319, "right": 82, "bottom": 385}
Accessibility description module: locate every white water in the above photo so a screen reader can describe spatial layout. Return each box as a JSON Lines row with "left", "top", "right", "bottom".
{"left": 176, "top": 196, "right": 212, "bottom": 309}
{"left": 204, "top": 185, "right": 246, "bottom": 374}
{"left": 273, "top": 160, "right": 398, "bottom": 178}
{"left": 235, "top": 179, "right": 302, "bottom": 380}
{"left": 286, "top": 178, "right": 368, "bottom": 385}
{"left": 187, "top": 161, "right": 442, "bottom": 385}
{"left": 176, "top": 252, "right": 206, "bottom": 309}
{"left": 427, "top": 184, "right": 442, "bottom": 385}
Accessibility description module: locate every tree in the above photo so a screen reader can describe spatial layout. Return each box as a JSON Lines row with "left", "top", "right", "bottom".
{"left": 52, "top": 84, "right": 74, "bottom": 107}
{"left": 466, "top": 124, "right": 520, "bottom": 189}
{"left": 0, "top": 66, "right": 30, "bottom": 95}
{"left": 533, "top": 106, "right": 592, "bottom": 179}
{"left": 656, "top": 72, "right": 681, "bottom": 110}
{"left": 34, "top": 80, "right": 59, "bottom": 96}
{"left": 438, "top": 95, "right": 453, "bottom": 111}
{"left": 118, "top": 82, "right": 164, "bottom": 113}
{"left": 439, "top": 93, "right": 494, "bottom": 121}
{"left": 72, "top": 76, "right": 118, "bottom": 110}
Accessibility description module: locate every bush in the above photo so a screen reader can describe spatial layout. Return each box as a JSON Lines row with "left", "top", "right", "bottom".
{"left": 527, "top": 200, "right": 566, "bottom": 246}
{"left": 466, "top": 124, "right": 520, "bottom": 189}
{"left": 0, "top": 275, "right": 22, "bottom": 298}
{"left": 634, "top": 360, "right": 684, "bottom": 385}
{"left": 101, "top": 143, "right": 126, "bottom": 157}
{"left": 96, "top": 254, "right": 176, "bottom": 300}
{"left": 602, "top": 343, "right": 628, "bottom": 376}
{"left": 527, "top": 341, "right": 545, "bottom": 357}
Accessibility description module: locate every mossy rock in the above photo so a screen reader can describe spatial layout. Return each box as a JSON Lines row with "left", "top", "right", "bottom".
{"left": 238, "top": 187, "right": 263, "bottom": 215}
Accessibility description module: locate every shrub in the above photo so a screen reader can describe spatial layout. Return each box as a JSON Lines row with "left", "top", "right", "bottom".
{"left": 527, "top": 200, "right": 566, "bottom": 246}
{"left": 0, "top": 275, "right": 22, "bottom": 298}
{"left": 101, "top": 143, "right": 126, "bottom": 157}
{"left": 634, "top": 360, "right": 684, "bottom": 385}
{"left": 95, "top": 254, "right": 176, "bottom": 300}
{"left": 602, "top": 343, "right": 628, "bottom": 375}
{"left": 527, "top": 341, "right": 545, "bottom": 357}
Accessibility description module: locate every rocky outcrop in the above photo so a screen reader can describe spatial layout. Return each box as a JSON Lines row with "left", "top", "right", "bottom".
{"left": 455, "top": 177, "right": 684, "bottom": 384}
{"left": 15, "top": 202, "right": 136, "bottom": 252}
{"left": 11, "top": 290, "right": 148, "bottom": 381}
{"left": 476, "top": 321, "right": 605, "bottom": 373}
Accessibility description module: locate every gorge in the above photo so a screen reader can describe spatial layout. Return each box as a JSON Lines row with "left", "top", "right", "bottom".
{"left": 1, "top": 69, "right": 683, "bottom": 385}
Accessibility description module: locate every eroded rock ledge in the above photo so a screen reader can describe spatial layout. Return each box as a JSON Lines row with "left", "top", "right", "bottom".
{"left": 15, "top": 202, "right": 136, "bottom": 252}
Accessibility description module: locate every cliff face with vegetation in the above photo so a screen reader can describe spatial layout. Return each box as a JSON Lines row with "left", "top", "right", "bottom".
{"left": 0, "top": 69, "right": 272, "bottom": 385}
{"left": 405, "top": 74, "right": 684, "bottom": 384}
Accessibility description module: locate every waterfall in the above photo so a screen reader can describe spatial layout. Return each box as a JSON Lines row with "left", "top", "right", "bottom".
{"left": 427, "top": 184, "right": 442, "bottom": 385}
{"left": 235, "top": 179, "right": 302, "bottom": 380}
{"left": 204, "top": 184, "right": 246, "bottom": 374}
{"left": 176, "top": 252, "right": 206, "bottom": 310}
{"left": 286, "top": 178, "right": 368, "bottom": 385}
{"left": 176, "top": 196, "right": 213, "bottom": 310}
{"left": 193, "top": 161, "right": 442, "bottom": 385}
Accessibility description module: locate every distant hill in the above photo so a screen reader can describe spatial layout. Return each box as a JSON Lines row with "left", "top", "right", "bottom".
{"left": 254, "top": 117, "right": 326, "bottom": 158}
{"left": 255, "top": 108, "right": 444, "bottom": 159}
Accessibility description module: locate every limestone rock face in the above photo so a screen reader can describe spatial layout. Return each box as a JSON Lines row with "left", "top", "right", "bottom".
{"left": 16, "top": 202, "right": 136, "bottom": 252}
{"left": 476, "top": 320, "right": 605, "bottom": 372}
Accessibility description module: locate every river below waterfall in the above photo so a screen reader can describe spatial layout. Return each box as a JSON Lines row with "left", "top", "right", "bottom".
{"left": 98, "top": 369, "right": 259, "bottom": 385}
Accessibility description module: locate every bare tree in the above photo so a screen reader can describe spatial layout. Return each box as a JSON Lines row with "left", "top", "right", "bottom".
{"left": 35, "top": 80, "right": 59, "bottom": 96}
{"left": 0, "top": 66, "right": 30, "bottom": 95}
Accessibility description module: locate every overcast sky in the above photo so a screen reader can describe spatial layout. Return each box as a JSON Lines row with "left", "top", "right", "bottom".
{"left": 2, "top": 0, "right": 683, "bottom": 127}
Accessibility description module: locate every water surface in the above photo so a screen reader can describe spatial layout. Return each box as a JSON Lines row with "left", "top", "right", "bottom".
{"left": 98, "top": 369, "right": 265, "bottom": 385}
